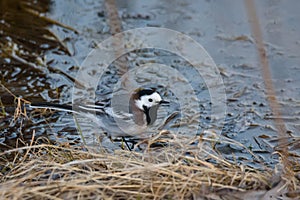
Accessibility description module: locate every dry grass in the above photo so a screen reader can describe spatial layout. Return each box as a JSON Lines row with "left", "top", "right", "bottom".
{"left": 0, "top": 133, "right": 283, "bottom": 200}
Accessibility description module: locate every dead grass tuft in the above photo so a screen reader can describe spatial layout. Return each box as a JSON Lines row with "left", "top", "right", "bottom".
{"left": 0, "top": 135, "right": 282, "bottom": 200}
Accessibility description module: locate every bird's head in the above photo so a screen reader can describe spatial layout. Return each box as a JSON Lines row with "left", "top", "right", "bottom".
{"left": 133, "top": 88, "right": 168, "bottom": 111}
{"left": 130, "top": 88, "right": 169, "bottom": 125}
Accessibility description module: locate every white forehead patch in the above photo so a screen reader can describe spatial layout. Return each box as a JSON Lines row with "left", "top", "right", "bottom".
{"left": 135, "top": 92, "right": 162, "bottom": 110}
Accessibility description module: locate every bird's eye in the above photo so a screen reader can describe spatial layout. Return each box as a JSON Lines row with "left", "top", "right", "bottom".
{"left": 148, "top": 98, "right": 153, "bottom": 102}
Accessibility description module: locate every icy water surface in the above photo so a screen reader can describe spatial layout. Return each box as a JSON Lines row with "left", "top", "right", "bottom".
{"left": 1, "top": 0, "right": 300, "bottom": 168}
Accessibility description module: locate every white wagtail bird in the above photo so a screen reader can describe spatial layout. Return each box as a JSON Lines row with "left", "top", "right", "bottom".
{"left": 30, "top": 88, "right": 169, "bottom": 138}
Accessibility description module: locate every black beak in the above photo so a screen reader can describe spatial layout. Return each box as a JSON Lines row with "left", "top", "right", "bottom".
{"left": 159, "top": 100, "right": 169, "bottom": 104}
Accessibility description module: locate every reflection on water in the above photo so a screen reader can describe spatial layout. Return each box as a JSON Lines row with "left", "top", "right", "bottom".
{"left": 0, "top": 0, "right": 74, "bottom": 150}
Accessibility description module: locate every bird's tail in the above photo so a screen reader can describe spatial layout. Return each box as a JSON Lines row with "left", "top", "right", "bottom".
{"left": 29, "top": 102, "right": 106, "bottom": 114}
{"left": 29, "top": 102, "right": 75, "bottom": 113}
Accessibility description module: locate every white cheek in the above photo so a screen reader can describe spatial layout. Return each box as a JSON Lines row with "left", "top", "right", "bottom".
{"left": 135, "top": 99, "right": 144, "bottom": 110}
{"left": 141, "top": 97, "right": 152, "bottom": 107}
